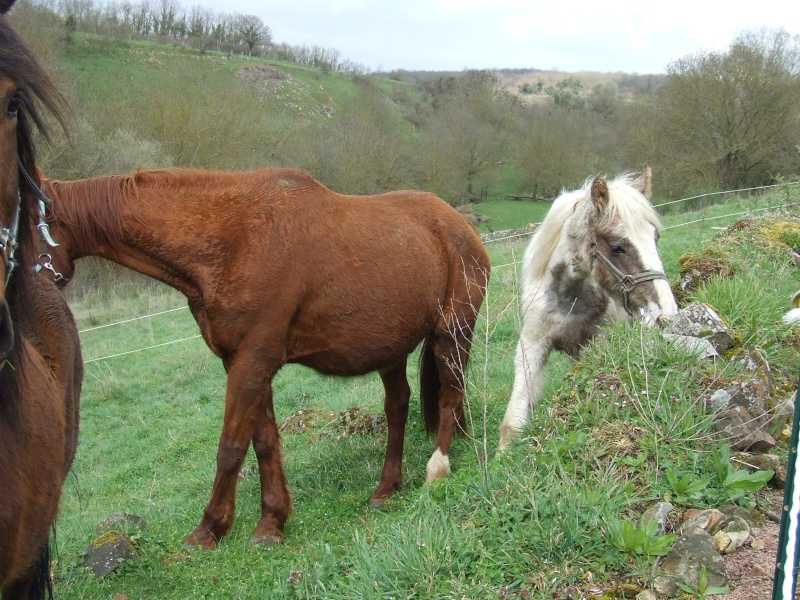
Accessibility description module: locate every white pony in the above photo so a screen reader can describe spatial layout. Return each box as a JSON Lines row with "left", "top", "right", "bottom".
{"left": 499, "top": 167, "right": 678, "bottom": 450}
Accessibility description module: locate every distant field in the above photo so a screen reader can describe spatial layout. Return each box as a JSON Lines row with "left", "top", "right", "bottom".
{"left": 473, "top": 199, "right": 552, "bottom": 232}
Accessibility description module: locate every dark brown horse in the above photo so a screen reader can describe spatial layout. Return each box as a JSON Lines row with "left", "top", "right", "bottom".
{"left": 41, "top": 167, "right": 490, "bottom": 549}
{"left": 0, "top": 2, "right": 82, "bottom": 598}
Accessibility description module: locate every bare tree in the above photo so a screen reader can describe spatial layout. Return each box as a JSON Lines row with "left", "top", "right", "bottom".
{"left": 235, "top": 13, "right": 270, "bottom": 56}
{"left": 415, "top": 70, "right": 517, "bottom": 203}
{"left": 649, "top": 28, "right": 800, "bottom": 191}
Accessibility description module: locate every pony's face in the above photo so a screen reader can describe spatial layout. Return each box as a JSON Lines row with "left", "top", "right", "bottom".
{"left": 0, "top": 77, "right": 20, "bottom": 357}
{"left": 589, "top": 169, "right": 677, "bottom": 325}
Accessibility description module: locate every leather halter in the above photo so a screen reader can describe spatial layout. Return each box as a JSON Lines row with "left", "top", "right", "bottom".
{"left": 591, "top": 244, "right": 668, "bottom": 316}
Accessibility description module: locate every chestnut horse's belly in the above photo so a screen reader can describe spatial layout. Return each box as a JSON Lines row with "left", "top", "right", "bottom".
{"left": 288, "top": 307, "right": 436, "bottom": 376}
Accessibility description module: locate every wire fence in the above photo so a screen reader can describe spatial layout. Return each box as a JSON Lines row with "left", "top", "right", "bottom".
{"left": 79, "top": 181, "right": 800, "bottom": 364}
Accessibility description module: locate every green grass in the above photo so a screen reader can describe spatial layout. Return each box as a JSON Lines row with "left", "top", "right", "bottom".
{"left": 472, "top": 199, "right": 553, "bottom": 232}
{"left": 51, "top": 195, "right": 800, "bottom": 599}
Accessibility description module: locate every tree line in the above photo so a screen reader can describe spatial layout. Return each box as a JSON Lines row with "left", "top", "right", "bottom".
{"left": 30, "top": 0, "right": 367, "bottom": 71}
{"left": 12, "top": 0, "right": 800, "bottom": 203}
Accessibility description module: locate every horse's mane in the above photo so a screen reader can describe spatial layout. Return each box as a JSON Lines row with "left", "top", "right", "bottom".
{"left": 45, "top": 167, "right": 324, "bottom": 251}
{"left": 528, "top": 173, "right": 661, "bottom": 280}
{"left": 45, "top": 173, "right": 139, "bottom": 252}
{"left": 0, "top": 13, "right": 66, "bottom": 411}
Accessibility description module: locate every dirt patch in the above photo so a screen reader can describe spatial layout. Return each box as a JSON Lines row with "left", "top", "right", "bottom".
{"left": 235, "top": 64, "right": 335, "bottom": 117}
{"left": 716, "top": 488, "right": 793, "bottom": 600}
{"left": 280, "top": 406, "right": 386, "bottom": 441}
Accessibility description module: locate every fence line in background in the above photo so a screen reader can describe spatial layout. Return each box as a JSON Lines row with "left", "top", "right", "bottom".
{"left": 654, "top": 181, "right": 800, "bottom": 209}
{"left": 662, "top": 200, "right": 800, "bottom": 231}
{"left": 79, "top": 305, "right": 189, "bottom": 334}
{"left": 83, "top": 334, "right": 204, "bottom": 364}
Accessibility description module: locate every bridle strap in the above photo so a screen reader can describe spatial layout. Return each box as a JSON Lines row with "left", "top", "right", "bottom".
{"left": 591, "top": 246, "right": 668, "bottom": 316}
{"left": 0, "top": 193, "right": 20, "bottom": 286}
{"left": 9, "top": 157, "right": 68, "bottom": 284}
{"left": 17, "top": 157, "right": 59, "bottom": 246}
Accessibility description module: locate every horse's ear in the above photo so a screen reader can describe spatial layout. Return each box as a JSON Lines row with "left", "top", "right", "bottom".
{"left": 590, "top": 173, "right": 609, "bottom": 214}
{"left": 633, "top": 164, "right": 653, "bottom": 199}
{"left": 0, "top": 0, "right": 16, "bottom": 15}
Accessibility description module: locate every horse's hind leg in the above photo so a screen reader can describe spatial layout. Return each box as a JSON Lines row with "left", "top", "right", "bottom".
{"left": 250, "top": 403, "right": 291, "bottom": 547}
{"left": 368, "top": 361, "right": 410, "bottom": 508}
{"left": 424, "top": 313, "right": 476, "bottom": 483}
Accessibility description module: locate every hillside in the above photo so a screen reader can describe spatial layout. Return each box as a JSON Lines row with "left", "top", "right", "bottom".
{"left": 27, "top": 29, "right": 678, "bottom": 207}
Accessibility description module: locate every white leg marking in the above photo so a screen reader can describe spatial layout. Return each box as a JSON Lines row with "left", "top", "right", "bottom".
{"left": 426, "top": 447, "right": 451, "bottom": 483}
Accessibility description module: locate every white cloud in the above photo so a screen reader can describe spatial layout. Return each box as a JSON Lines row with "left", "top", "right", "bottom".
{"left": 192, "top": 0, "right": 800, "bottom": 73}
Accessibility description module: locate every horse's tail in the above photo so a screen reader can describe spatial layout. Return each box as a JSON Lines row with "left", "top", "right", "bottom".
{"left": 25, "top": 543, "right": 53, "bottom": 600}
{"left": 419, "top": 338, "right": 440, "bottom": 435}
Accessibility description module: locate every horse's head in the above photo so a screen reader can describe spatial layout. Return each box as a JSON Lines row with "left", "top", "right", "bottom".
{"left": 0, "top": 0, "right": 66, "bottom": 360}
{"left": 585, "top": 166, "right": 677, "bottom": 325}
{"left": 0, "top": 72, "right": 22, "bottom": 358}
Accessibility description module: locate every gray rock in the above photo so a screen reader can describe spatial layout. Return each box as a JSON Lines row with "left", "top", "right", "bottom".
{"left": 719, "top": 505, "right": 767, "bottom": 529}
{"left": 641, "top": 502, "right": 674, "bottom": 536}
{"left": 663, "top": 334, "right": 719, "bottom": 359}
{"left": 731, "top": 348, "right": 774, "bottom": 393}
{"left": 743, "top": 453, "right": 781, "bottom": 474}
{"left": 654, "top": 527, "right": 727, "bottom": 597}
{"left": 715, "top": 406, "right": 776, "bottom": 451}
{"left": 722, "top": 381, "right": 770, "bottom": 425}
{"left": 711, "top": 515, "right": 750, "bottom": 554}
{"left": 667, "top": 302, "right": 735, "bottom": 354}
{"left": 83, "top": 531, "right": 136, "bottom": 578}
{"left": 709, "top": 389, "right": 732, "bottom": 410}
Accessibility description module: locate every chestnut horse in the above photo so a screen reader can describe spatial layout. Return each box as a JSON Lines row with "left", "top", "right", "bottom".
{"left": 0, "top": 2, "right": 83, "bottom": 599}
{"left": 41, "top": 167, "right": 490, "bottom": 548}
{"left": 499, "top": 168, "right": 677, "bottom": 450}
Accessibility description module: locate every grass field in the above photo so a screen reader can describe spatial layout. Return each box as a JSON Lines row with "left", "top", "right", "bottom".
{"left": 52, "top": 190, "right": 800, "bottom": 599}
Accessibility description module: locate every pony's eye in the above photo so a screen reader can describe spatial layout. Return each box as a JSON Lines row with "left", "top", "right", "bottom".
{"left": 611, "top": 243, "right": 626, "bottom": 255}
{"left": 5, "top": 94, "right": 22, "bottom": 118}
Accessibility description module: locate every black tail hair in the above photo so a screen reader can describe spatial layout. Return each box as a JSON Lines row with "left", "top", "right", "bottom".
{"left": 419, "top": 338, "right": 440, "bottom": 435}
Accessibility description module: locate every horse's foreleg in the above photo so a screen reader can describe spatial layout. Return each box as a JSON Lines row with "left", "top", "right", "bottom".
{"left": 250, "top": 399, "right": 291, "bottom": 547}
{"left": 185, "top": 363, "right": 267, "bottom": 550}
{"left": 368, "top": 362, "right": 410, "bottom": 508}
{"left": 498, "top": 337, "right": 550, "bottom": 451}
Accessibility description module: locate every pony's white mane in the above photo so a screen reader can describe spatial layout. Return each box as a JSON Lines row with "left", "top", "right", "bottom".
{"left": 526, "top": 173, "right": 661, "bottom": 281}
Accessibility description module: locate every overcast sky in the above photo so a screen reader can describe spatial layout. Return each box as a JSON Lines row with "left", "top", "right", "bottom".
{"left": 190, "top": 0, "right": 800, "bottom": 74}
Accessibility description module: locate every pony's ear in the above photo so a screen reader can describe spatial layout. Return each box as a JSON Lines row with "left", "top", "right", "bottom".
{"left": 633, "top": 164, "right": 653, "bottom": 199}
{"left": 0, "top": 0, "right": 16, "bottom": 15}
{"left": 590, "top": 173, "right": 609, "bottom": 214}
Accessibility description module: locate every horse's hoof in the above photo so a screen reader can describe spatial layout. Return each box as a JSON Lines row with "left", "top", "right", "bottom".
{"left": 184, "top": 530, "right": 218, "bottom": 551}
{"left": 368, "top": 498, "right": 385, "bottom": 509}
{"left": 183, "top": 539, "right": 216, "bottom": 551}
{"left": 251, "top": 533, "right": 284, "bottom": 548}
